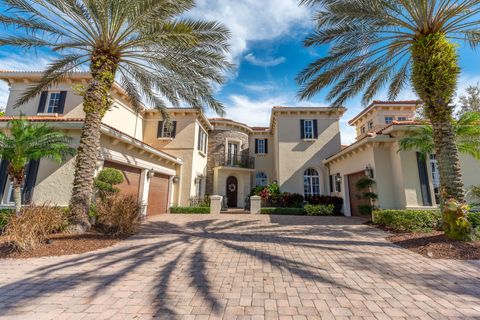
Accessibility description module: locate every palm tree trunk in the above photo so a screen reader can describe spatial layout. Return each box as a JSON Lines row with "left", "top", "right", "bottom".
{"left": 411, "top": 33, "right": 473, "bottom": 240}
{"left": 13, "top": 182, "right": 22, "bottom": 215}
{"left": 68, "top": 50, "right": 119, "bottom": 233}
{"left": 427, "top": 104, "right": 465, "bottom": 203}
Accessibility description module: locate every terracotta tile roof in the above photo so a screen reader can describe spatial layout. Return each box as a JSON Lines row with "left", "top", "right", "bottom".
{"left": 251, "top": 126, "right": 269, "bottom": 130}
{"left": 349, "top": 100, "right": 422, "bottom": 125}
{"left": 0, "top": 116, "right": 84, "bottom": 122}
{"left": 325, "top": 121, "right": 426, "bottom": 162}
{"left": 0, "top": 116, "right": 179, "bottom": 160}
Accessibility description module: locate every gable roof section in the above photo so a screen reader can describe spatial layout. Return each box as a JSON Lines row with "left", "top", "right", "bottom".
{"left": 348, "top": 100, "right": 421, "bottom": 126}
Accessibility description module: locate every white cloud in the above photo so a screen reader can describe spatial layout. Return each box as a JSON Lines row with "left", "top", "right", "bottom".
{"left": 189, "top": 0, "right": 312, "bottom": 61}
{"left": 244, "top": 53, "right": 286, "bottom": 67}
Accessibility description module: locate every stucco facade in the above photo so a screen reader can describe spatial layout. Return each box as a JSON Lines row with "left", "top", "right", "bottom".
{"left": 1, "top": 71, "right": 479, "bottom": 216}
{"left": 325, "top": 101, "right": 480, "bottom": 216}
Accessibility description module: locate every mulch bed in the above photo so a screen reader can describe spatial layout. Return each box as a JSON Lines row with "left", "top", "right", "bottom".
{"left": 0, "top": 232, "right": 125, "bottom": 259}
{"left": 387, "top": 230, "right": 480, "bottom": 260}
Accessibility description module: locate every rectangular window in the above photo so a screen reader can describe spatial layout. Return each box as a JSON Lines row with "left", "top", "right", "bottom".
{"left": 430, "top": 154, "right": 440, "bottom": 204}
{"left": 303, "top": 120, "right": 314, "bottom": 139}
{"left": 197, "top": 128, "right": 207, "bottom": 153}
{"left": 47, "top": 92, "right": 61, "bottom": 113}
{"left": 384, "top": 116, "right": 394, "bottom": 124}
{"left": 368, "top": 120, "right": 374, "bottom": 129}
{"left": 158, "top": 121, "right": 177, "bottom": 138}
{"left": 397, "top": 116, "right": 407, "bottom": 121}
{"left": 360, "top": 126, "right": 366, "bottom": 134}
{"left": 228, "top": 142, "right": 239, "bottom": 165}
{"left": 257, "top": 139, "right": 265, "bottom": 154}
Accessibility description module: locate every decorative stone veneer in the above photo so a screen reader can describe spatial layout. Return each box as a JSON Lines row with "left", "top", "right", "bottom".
{"left": 205, "top": 128, "right": 250, "bottom": 194}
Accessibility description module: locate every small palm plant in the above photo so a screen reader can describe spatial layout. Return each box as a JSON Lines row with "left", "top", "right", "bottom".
{"left": 399, "top": 112, "right": 480, "bottom": 160}
{"left": 0, "top": 118, "right": 76, "bottom": 214}
{"left": 0, "top": 0, "right": 231, "bottom": 232}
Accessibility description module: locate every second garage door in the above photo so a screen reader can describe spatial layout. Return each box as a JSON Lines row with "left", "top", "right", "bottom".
{"left": 147, "top": 173, "right": 170, "bottom": 216}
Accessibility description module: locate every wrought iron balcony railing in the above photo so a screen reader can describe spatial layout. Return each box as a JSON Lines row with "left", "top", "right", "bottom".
{"left": 216, "top": 154, "right": 255, "bottom": 169}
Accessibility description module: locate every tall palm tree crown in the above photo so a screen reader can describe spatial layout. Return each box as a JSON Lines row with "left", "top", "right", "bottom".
{"left": 0, "top": 0, "right": 231, "bottom": 231}
{"left": 297, "top": 0, "right": 480, "bottom": 209}
{"left": 0, "top": 117, "right": 76, "bottom": 213}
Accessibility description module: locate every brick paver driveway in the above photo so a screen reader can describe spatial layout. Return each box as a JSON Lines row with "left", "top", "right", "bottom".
{"left": 0, "top": 214, "right": 479, "bottom": 320}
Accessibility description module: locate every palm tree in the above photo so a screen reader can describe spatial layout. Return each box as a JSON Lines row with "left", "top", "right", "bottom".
{"left": 0, "top": 117, "right": 75, "bottom": 214}
{"left": 0, "top": 0, "right": 231, "bottom": 232}
{"left": 399, "top": 112, "right": 480, "bottom": 160}
{"left": 297, "top": 0, "right": 480, "bottom": 236}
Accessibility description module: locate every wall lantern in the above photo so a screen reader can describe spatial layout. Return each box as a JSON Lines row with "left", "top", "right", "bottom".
{"left": 364, "top": 165, "right": 374, "bottom": 179}
{"left": 335, "top": 173, "right": 341, "bottom": 184}
{"left": 147, "top": 168, "right": 155, "bottom": 179}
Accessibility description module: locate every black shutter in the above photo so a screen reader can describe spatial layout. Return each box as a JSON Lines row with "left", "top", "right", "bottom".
{"left": 264, "top": 139, "right": 268, "bottom": 154}
{"left": 329, "top": 175, "right": 334, "bottom": 193}
{"left": 157, "top": 121, "right": 164, "bottom": 138}
{"left": 22, "top": 160, "right": 40, "bottom": 204}
{"left": 255, "top": 139, "right": 259, "bottom": 154}
{"left": 58, "top": 91, "right": 67, "bottom": 114}
{"left": 416, "top": 152, "right": 432, "bottom": 206}
{"left": 0, "top": 160, "right": 9, "bottom": 201}
{"left": 171, "top": 121, "right": 177, "bottom": 138}
{"left": 313, "top": 120, "right": 318, "bottom": 139}
{"left": 300, "top": 120, "right": 305, "bottom": 139}
{"left": 37, "top": 91, "right": 48, "bottom": 113}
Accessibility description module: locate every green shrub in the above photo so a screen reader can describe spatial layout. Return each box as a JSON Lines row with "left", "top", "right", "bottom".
{"left": 94, "top": 168, "right": 124, "bottom": 194}
{"left": 468, "top": 212, "right": 480, "bottom": 228}
{"left": 373, "top": 209, "right": 442, "bottom": 232}
{"left": 5, "top": 205, "right": 68, "bottom": 251}
{"left": 304, "top": 204, "right": 335, "bottom": 216}
{"left": 260, "top": 207, "right": 305, "bottom": 215}
{"left": 358, "top": 204, "right": 375, "bottom": 216}
{"left": 304, "top": 195, "right": 343, "bottom": 215}
{"left": 170, "top": 206, "right": 210, "bottom": 214}
{"left": 95, "top": 194, "right": 141, "bottom": 235}
{"left": 0, "top": 209, "right": 13, "bottom": 231}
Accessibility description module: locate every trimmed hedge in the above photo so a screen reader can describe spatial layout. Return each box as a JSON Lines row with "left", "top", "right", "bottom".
{"left": 304, "top": 204, "right": 335, "bottom": 216}
{"left": 373, "top": 209, "right": 442, "bottom": 232}
{"left": 170, "top": 206, "right": 210, "bottom": 214}
{"left": 305, "top": 195, "right": 343, "bottom": 215}
{"left": 260, "top": 207, "right": 305, "bottom": 215}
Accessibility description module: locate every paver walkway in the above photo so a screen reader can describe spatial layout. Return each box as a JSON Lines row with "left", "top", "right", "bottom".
{"left": 0, "top": 214, "right": 479, "bottom": 320}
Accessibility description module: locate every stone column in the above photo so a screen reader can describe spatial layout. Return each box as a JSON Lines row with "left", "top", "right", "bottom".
{"left": 210, "top": 195, "right": 222, "bottom": 215}
{"left": 250, "top": 196, "right": 261, "bottom": 215}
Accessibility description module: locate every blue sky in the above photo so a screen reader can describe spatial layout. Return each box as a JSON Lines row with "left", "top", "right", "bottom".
{"left": 2, "top": 0, "right": 480, "bottom": 144}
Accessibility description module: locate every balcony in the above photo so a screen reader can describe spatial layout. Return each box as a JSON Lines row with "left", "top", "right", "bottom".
{"left": 216, "top": 154, "right": 255, "bottom": 169}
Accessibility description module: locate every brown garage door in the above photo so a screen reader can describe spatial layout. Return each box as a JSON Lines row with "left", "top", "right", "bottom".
{"left": 147, "top": 173, "right": 170, "bottom": 216}
{"left": 347, "top": 171, "right": 371, "bottom": 217}
{"left": 103, "top": 161, "right": 141, "bottom": 198}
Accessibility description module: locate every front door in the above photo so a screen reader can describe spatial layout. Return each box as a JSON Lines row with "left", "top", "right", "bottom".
{"left": 347, "top": 171, "right": 370, "bottom": 217}
{"left": 226, "top": 176, "right": 238, "bottom": 207}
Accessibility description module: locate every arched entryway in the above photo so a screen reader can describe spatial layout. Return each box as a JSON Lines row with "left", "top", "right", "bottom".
{"left": 226, "top": 176, "right": 238, "bottom": 208}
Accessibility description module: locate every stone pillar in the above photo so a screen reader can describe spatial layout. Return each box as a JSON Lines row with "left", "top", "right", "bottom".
{"left": 210, "top": 195, "right": 222, "bottom": 215}
{"left": 250, "top": 196, "right": 261, "bottom": 215}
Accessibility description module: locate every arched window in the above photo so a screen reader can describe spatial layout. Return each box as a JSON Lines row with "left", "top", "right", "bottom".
{"left": 304, "top": 168, "right": 320, "bottom": 196}
{"left": 255, "top": 172, "right": 268, "bottom": 187}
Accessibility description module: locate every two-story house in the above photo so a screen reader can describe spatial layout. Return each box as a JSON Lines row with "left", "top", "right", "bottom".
{"left": 324, "top": 101, "right": 480, "bottom": 216}
{"left": 0, "top": 71, "right": 345, "bottom": 214}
